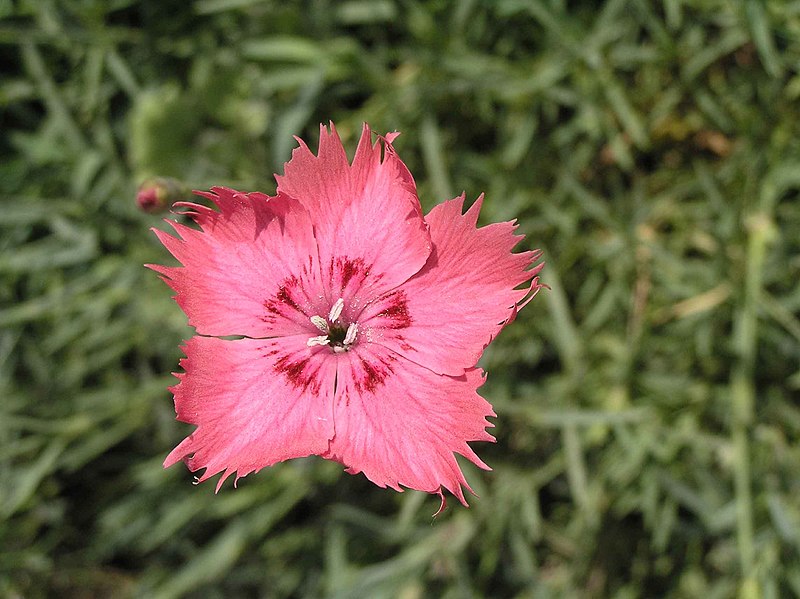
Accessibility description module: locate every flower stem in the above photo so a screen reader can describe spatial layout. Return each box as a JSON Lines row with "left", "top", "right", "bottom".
{"left": 731, "top": 212, "right": 772, "bottom": 594}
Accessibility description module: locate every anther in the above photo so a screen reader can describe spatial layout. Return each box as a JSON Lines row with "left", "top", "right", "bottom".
{"left": 343, "top": 322, "right": 358, "bottom": 346}
{"left": 310, "top": 315, "right": 328, "bottom": 333}
{"left": 307, "top": 335, "right": 330, "bottom": 347}
{"left": 328, "top": 298, "right": 344, "bottom": 323}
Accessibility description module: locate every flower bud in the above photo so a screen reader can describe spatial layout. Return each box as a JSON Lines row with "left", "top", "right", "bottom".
{"left": 136, "top": 177, "right": 188, "bottom": 213}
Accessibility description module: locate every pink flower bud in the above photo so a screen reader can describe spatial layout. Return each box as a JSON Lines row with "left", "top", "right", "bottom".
{"left": 136, "top": 177, "right": 187, "bottom": 213}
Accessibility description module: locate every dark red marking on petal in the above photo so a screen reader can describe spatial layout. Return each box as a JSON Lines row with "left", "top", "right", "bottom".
{"left": 394, "top": 334, "right": 415, "bottom": 353}
{"left": 262, "top": 275, "right": 307, "bottom": 322}
{"left": 273, "top": 353, "right": 320, "bottom": 394}
{"left": 376, "top": 291, "right": 412, "bottom": 329}
{"left": 277, "top": 280, "right": 300, "bottom": 311}
{"left": 340, "top": 257, "right": 364, "bottom": 289}
{"left": 355, "top": 354, "right": 395, "bottom": 394}
{"left": 329, "top": 256, "right": 369, "bottom": 294}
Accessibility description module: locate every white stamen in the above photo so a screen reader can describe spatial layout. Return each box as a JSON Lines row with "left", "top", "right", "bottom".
{"left": 328, "top": 298, "right": 344, "bottom": 322}
{"left": 343, "top": 322, "right": 358, "bottom": 346}
{"left": 310, "top": 315, "right": 328, "bottom": 333}
{"left": 307, "top": 300, "right": 359, "bottom": 353}
{"left": 307, "top": 335, "right": 330, "bottom": 347}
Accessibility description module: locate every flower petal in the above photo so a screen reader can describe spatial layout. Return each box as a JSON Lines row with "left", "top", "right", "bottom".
{"left": 323, "top": 343, "right": 495, "bottom": 505}
{"left": 164, "top": 335, "right": 336, "bottom": 489}
{"left": 276, "top": 123, "right": 431, "bottom": 305}
{"left": 360, "top": 194, "right": 544, "bottom": 375}
{"left": 149, "top": 188, "right": 328, "bottom": 338}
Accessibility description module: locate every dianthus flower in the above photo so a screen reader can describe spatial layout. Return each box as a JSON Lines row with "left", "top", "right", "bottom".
{"left": 151, "top": 123, "right": 543, "bottom": 512}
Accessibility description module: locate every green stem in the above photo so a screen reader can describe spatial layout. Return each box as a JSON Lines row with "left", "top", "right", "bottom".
{"left": 563, "top": 422, "right": 595, "bottom": 527}
{"left": 731, "top": 213, "right": 770, "bottom": 589}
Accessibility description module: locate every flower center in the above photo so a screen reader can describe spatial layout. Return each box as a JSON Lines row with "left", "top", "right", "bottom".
{"left": 306, "top": 298, "right": 358, "bottom": 353}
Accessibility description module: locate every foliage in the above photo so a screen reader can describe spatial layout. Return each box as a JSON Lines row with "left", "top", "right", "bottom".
{"left": 2, "top": 0, "right": 800, "bottom": 597}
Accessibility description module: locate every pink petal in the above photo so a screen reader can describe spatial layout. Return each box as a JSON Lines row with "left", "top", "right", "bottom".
{"left": 164, "top": 335, "right": 337, "bottom": 489}
{"left": 323, "top": 343, "right": 495, "bottom": 506}
{"left": 148, "top": 188, "right": 328, "bottom": 338}
{"left": 360, "top": 194, "right": 544, "bottom": 375}
{"left": 276, "top": 123, "right": 431, "bottom": 305}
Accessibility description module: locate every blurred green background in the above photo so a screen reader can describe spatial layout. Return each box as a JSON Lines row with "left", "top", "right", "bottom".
{"left": 2, "top": 0, "right": 800, "bottom": 597}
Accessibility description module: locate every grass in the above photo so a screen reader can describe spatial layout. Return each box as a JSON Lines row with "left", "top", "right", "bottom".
{"left": 2, "top": 0, "right": 800, "bottom": 596}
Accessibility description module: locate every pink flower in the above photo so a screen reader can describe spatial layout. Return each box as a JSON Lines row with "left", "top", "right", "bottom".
{"left": 150, "top": 123, "right": 543, "bottom": 512}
